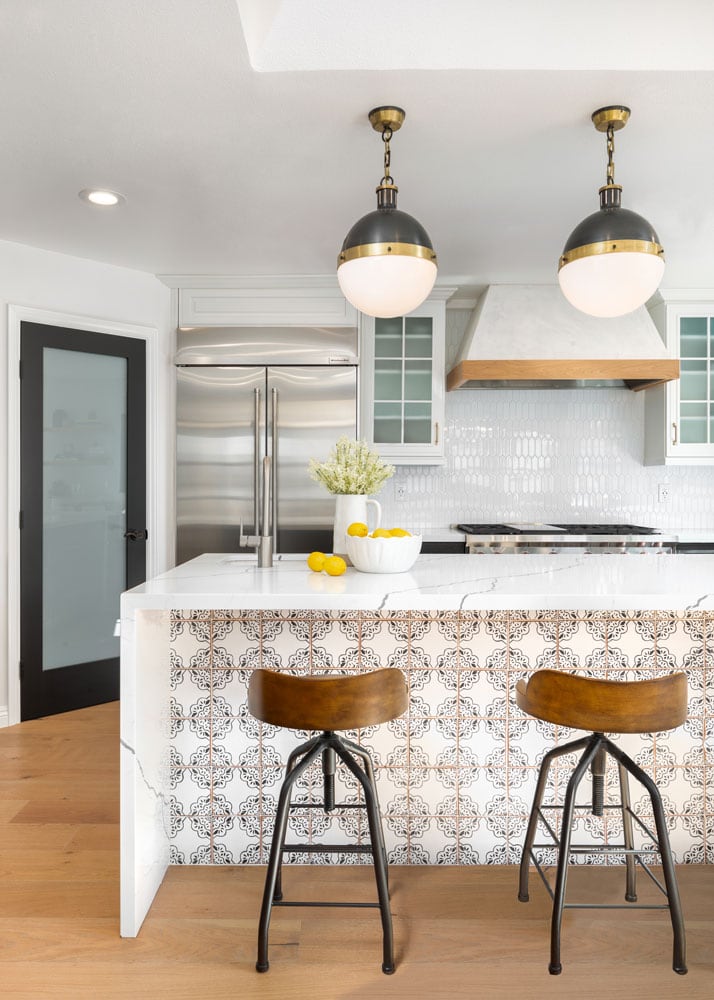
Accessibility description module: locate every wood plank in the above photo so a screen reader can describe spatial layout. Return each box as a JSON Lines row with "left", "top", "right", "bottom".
{"left": 446, "top": 358, "right": 680, "bottom": 391}
{"left": 10, "top": 800, "right": 119, "bottom": 824}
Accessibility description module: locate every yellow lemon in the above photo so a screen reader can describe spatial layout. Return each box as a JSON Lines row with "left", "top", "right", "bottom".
{"left": 389, "top": 527, "right": 411, "bottom": 537}
{"left": 323, "top": 555, "right": 347, "bottom": 576}
{"left": 347, "top": 521, "right": 369, "bottom": 537}
{"left": 371, "top": 528, "right": 392, "bottom": 538}
{"left": 307, "top": 551, "right": 326, "bottom": 572}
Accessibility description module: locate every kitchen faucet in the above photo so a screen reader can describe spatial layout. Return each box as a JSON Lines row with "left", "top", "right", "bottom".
{"left": 238, "top": 455, "right": 273, "bottom": 568}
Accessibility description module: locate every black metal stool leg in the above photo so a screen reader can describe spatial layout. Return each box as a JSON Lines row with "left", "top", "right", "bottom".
{"left": 519, "top": 736, "right": 591, "bottom": 902}
{"left": 617, "top": 760, "right": 637, "bottom": 902}
{"left": 256, "top": 740, "right": 323, "bottom": 973}
{"left": 273, "top": 735, "right": 321, "bottom": 904}
{"left": 606, "top": 741, "right": 687, "bottom": 975}
{"left": 343, "top": 736, "right": 390, "bottom": 893}
{"left": 549, "top": 734, "right": 603, "bottom": 975}
{"left": 333, "top": 737, "right": 395, "bottom": 974}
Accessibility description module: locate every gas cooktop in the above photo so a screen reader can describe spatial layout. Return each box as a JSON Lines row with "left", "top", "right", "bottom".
{"left": 457, "top": 523, "right": 660, "bottom": 535}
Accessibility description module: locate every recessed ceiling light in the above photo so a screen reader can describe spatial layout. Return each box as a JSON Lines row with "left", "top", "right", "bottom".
{"left": 78, "top": 188, "right": 126, "bottom": 207}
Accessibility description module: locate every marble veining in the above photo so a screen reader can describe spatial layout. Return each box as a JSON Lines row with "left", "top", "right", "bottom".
{"left": 123, "top": 553, "right": 714, "bottom": 612}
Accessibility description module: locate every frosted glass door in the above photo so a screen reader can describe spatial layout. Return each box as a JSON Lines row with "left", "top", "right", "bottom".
{"left": 42, "top": 348, "right": 127, "bottom": 669}
{"left": 20, "top": 322, "right": 146, "bottom": 721}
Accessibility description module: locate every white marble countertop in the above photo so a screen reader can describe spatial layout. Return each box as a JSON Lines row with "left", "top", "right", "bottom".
{"left": 121, "top": 552, "right": 714, "bottom": 612}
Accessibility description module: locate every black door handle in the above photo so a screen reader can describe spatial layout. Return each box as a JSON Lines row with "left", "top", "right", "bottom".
{"left": 124, "top": 528, "right": 148, "bottom": 541}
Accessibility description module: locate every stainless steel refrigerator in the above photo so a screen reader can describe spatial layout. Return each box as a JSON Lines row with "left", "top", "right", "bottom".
{"left": 176, "top": 325, "right": 358, "bottom": 564}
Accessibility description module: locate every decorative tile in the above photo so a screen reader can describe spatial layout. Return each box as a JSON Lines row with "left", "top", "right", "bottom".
{"left": 167, "top": 608, "right": 711, "bottom": 867}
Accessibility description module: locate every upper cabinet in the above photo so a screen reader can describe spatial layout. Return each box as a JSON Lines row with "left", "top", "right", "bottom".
{"left": 360, "top": 294, "right": 450, "bottom": 465}
{"left": 644, "top": 297, "right": 714, "bottom": 464}
{"left": 164, "top": 277, "right": 358, "bottom": 328}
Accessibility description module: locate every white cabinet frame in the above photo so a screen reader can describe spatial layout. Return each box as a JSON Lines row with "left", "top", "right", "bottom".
{"left": 645, "top": 294, "right": 714, "bottom": 465}
{"left": 360, "top": 293, "right": 453, "bottom": 466}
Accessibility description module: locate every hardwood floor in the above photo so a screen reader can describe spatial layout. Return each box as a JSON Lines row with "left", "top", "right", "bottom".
{"left": 1, "top": 702, "right": 713, "bottom": 999}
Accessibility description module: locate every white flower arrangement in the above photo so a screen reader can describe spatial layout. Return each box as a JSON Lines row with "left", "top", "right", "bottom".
{"left": 308, "top": 437, "right": 395, "bottom": 495}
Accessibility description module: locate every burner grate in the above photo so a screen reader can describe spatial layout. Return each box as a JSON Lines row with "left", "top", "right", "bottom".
{"left": 458, "top": 523, "right": 660, "bottom": 536}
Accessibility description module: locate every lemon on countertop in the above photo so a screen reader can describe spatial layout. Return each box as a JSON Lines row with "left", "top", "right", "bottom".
{"left": 323, "top": 555, "right": 347, "bottom": 576}
{"left": 347, "top": 521, "right": 369, "bottom": 537}
{"left": 307, "top": 551, "right": 327, "bottom": 572}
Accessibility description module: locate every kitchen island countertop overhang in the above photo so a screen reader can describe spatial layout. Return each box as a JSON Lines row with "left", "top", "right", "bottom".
{"left": 122, "top": 551, "right": 714, "bottom": 613}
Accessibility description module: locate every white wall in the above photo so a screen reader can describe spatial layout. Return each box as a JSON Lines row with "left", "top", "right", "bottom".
{"left": 380, "top": 309, "right": 714, "bottom": 534}
{"left": 1, "top": 239, "right": 173, "bottom": 725}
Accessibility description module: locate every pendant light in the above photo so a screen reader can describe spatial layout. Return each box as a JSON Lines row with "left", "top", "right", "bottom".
{"left": 558, "top": 105, "right": 664, "bottom": 318}
{"left": 337, "top": 106, "right": 437, "bottom": 318}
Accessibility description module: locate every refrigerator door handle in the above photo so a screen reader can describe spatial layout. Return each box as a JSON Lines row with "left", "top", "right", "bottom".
{"left": 271, "top": 387, "right": 278, "bottom": 550}
{"left": 253, "top": 387, "right": 261, "bottom": 544}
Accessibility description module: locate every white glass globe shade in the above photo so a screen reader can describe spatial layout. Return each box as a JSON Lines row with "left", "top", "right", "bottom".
{"left": 558, "top": 251, "right": 665, "bottom": 318}
{"left": 337, "top": 255, "right": 437, "bottom": 318}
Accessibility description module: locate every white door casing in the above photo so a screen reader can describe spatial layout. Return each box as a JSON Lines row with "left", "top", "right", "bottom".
{"left": 6, "top": 305, "right": 164, "bottom": 727}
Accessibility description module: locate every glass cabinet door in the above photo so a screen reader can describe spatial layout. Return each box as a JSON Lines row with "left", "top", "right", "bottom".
{"left": 360, "top": 296, "right": 448, "bottom": 465}
{"left": 373, "top": 314, "right": 434, "bottom": 446}
{"left": 678, "top": 316, "right": 710, "bottom": 445}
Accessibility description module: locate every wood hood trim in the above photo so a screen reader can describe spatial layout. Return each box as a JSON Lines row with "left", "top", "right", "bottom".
{"left": 446, "top": 358, "right": 680, "bottom": 392}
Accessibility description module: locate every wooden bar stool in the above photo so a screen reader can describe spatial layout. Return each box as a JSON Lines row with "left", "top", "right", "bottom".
{"left": 248, "top": 667, "right": 408, "bottom": 975}
{"left": 515, "top": 669, "right": 688, "bottom": 976}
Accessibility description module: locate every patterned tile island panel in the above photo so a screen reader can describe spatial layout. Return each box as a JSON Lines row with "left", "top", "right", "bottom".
{"left": 168, "top": 608, "right": 712, "bottom": 866}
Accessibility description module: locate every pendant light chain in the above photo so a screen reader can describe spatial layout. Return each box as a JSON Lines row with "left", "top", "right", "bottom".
{"left": 606, "top": 123, "right": 615, "bottom": 186}
{"left": 381, "top": 125, "right": 394, "bottom": 185}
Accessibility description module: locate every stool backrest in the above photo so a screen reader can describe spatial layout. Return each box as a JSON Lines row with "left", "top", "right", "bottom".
{"left": 248, "top": 668, "right": 408, "bottom": 731}
{"left": 515, "top": 669, "right": 688, "bottom": 734}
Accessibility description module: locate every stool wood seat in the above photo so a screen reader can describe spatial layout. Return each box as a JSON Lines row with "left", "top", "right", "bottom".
{"left": 248, "top": 667, "right": 408, "bottom": 975}
{"left": 515, "top": 669, "right": 688, "bottom": 734}
{"left": 248, "top": 667, "right": 409, "bottom": 732}
{"left": 516, "top": 669, "right": 688, "bottom": 977}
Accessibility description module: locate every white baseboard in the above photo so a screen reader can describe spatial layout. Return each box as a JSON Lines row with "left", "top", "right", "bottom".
{"left": 0, "top": 706, "right": 9, "bottom": 728}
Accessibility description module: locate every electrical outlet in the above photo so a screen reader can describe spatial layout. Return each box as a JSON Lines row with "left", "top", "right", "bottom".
{"left": 395, "top": 484, "right": 407, "bottom": 502}
{"left": 658, "top": 484, "right": 671, "bottom": 503}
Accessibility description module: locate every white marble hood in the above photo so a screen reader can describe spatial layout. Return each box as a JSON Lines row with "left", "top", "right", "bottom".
{"left": 446, "top": 284, "right": 679, "bottom": 391}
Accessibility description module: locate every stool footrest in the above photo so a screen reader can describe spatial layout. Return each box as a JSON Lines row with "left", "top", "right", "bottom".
{"left": 282, "top": 843, "right": 373, "bottom": 854}
{"left": 289, "top": 801, "right": 365, "bottom": 810}
{"left": 532, "top": 841, "right": 658, "bottom": 854}
{"left": 274, "top": 900, "right": 380, "bottom": 909}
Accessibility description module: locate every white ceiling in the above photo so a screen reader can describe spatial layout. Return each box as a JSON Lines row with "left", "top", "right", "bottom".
{"left": 2, "top": 0, "right": 714, "bottom": 296}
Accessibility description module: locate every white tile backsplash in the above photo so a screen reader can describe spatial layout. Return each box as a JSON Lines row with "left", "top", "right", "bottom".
{"left": 379, "top": 309, "right": 714, "bottom": 535}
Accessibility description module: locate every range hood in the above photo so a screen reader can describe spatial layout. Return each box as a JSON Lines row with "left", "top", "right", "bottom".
{"left": 446, "top": 285, "right": 679, "bottom": 391}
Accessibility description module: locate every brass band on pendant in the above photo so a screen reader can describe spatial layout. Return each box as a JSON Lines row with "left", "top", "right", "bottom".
{"left": 337, "top": 242, "right": 438, "bottom": 266}
{"left": 558, "top": 239, "right": 664, "bottom": 270}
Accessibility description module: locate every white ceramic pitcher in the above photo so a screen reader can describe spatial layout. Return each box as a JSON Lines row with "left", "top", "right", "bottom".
{"left": 332, "top": 494, "right": 382, "bottom": 559}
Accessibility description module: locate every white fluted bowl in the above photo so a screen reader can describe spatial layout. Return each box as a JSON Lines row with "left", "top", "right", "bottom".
{"left": 345, "top": 533, "right": 422, "bottom": 574}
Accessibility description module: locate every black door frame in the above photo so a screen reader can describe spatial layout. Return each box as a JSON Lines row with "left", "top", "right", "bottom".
{"left": 19, "top": 321, "right": 146, "bottom": 720}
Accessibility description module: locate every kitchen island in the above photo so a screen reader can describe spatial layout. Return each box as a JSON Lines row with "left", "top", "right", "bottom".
{"left": 120, "top": 552, "right": 714, "bottom": 935}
